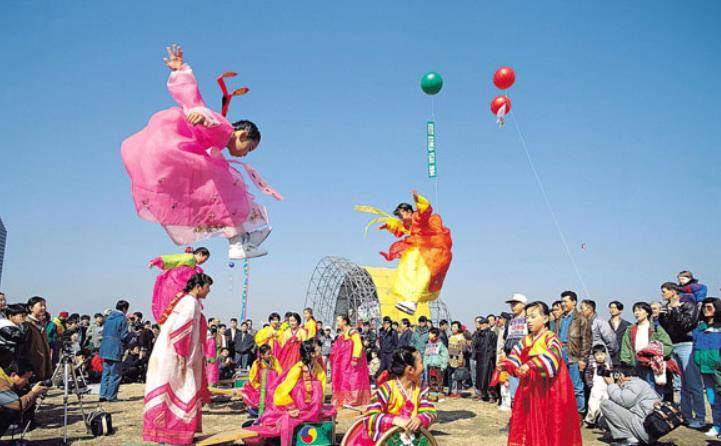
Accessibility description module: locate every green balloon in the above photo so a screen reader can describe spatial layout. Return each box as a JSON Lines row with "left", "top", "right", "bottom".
{"left": 420, "top": 72, "right": 443, "bottom": 95}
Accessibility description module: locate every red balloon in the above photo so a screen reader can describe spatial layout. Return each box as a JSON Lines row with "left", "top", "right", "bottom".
{"left": 490, "top": 95, "right": 511, "bottom": 115}
{"left": 493, "top": 66, "right": 515, "bottom": 90}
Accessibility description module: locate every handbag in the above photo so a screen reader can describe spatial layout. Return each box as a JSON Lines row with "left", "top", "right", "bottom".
{"left": 643, "top": 401, "right": 684, "bottom": 439}
{"left": 87, "top": 407, "right": 114, "bottom": 436}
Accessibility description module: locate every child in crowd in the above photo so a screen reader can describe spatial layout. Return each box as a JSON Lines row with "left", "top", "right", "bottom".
{"left": 368, "top": 351, "right": 381, "bottom": 385}
{"left": 584, "top": 343, "right": 612, "bottom": 426}
{"left": 423, "top": 327, "right": 449, "bottom": 402}
{"left": 447, "top": 321, "right": 469, "bottom": 398}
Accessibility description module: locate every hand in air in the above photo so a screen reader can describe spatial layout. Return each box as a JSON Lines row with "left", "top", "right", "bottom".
{"left": 164, "top": 44, "right": 184, "bottom": 71}
{"left": 186, "top": 111, "right": 207, "bottom": 126}
{"left": 411, "top": 189, "right": 420, "bottom": 202}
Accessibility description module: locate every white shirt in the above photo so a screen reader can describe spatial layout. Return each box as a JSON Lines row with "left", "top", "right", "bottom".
{"left": 635, "top": 320, "right": 650, "bottom": 353}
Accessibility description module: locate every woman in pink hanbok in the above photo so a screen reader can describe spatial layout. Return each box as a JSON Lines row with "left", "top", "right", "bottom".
{"left": 330, "top": 315, "right": 371, "bottom": 408}
{"left": 121, "top": 44, "right": 282, "bottom": 259}
{"left": 247, "top": 340, "right": 336, "bottom": 446}
{"left": 205, "top": 326, "right": 220, "bottom": 386}
{"left": 276, "top": 312, "right": 308, "bottom": 371}
{"left": 143, "top": 273, "right": 214, "bottom": 445}
{"left": 148, "top": 247, "right": 209, "bottom": 322}
{"left": 240, "top": 344, "right": 283, "bottom": 413}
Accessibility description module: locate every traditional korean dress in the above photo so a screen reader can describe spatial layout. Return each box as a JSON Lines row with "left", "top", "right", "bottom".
{"left": 502, "top": 330, "right": 582, "bottom": 446}
{"left": 149, "top": 253, "right": 203, "bottom": 322}
{"left": 276, "top": 326, "right": 308, "bottom": 371}
{"left": 254, "top": 325, "right": 281, "bottom": 352}
{"left": 240, "top": 356, "right": 283, "bottom": 411}
{"left": 205, "top": 331, "right": 219, "bottom": 386}
{"left": 343, "top": 379, "right": 438, "bottom": 445}
{"left": 143, "top": 294, "right": 209, "bottom": 445}
{"left": 121, "top": 63, "right": 281, "bottom": 245}
{"left": 247, "top": 361, "right": 335, "bottom": 446}
{"left": 330, "top": 328, "right": 371, "bottom": 408}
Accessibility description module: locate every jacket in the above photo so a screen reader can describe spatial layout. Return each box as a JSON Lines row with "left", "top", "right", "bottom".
{"left": 553, "top": 309, "right": 592, "bottom": 363}
{"left": 583, "top": 343, "right": 612, "bottom": 386}
{"left": 19, "top": 318, "right": 52, "bottom": 380}
{"left": 99, "top": 310, "right": 131, "bottom": 361}
{"left": 398, "top": 330, "right": 415, "bottom": 348}
{"left": 414, "top": 326, "right": 430, "bottom": 353}
{"left": 658, "top": 300, "right": 699, "bottom": 343}
{"left": 608, "top": 318, "right": 631, "bottom": 365}
{"left": 619, "top": 323, "right": 673, "bottom": 366}
{"left": 692, "top": 321, "right": 721, "bottom": 380}
{"left": 471, "top": 328, "right": 497, "bottom": 362}
{"left": 679, "top": 279, "right": 707, "bottom": 303}
{"left": 423, "top": 339, "right": 449, "bottom": 370}
{"left": 588, "top": 313, "right": 618, "bottom": 358}
{"left": 378, "top": 328, "right": 398, "bottom": 354}
{"left": 86, "top": 323, "right": 104, "bottom": 349}
{"left": 0, "top": 319, "right": 24, "bottom": 368}
{"left": 234, "top": 331, "right": 256, "bottom": 354}
{"left": 607, "top": 377, "right": 660, "bottom": 420}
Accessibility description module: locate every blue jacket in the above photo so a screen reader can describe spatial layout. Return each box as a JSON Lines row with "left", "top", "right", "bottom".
{"left": 99, "top": 310, "right": 131, "bottom": 361}
{"left": 680, "top": 280, "right": 708, "bottom": 303}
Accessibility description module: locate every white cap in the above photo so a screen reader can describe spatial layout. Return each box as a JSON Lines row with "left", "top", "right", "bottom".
{"left": 505, "top": 293, "right": 528, "bottom": 304}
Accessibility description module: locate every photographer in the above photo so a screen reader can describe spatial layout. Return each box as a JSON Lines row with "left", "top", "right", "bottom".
{"left": 99, "top": 300, "right": 132, "bottom": 402}
{"left": 0, "top": 361, "right": 48, "bottom": 436}
{"left": 598, "top": 370, "right": 661, "bottom": 445}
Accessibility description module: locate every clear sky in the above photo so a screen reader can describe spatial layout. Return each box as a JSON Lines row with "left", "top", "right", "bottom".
{"left": 1, "top": 1, "right": 719, "bottom": 325}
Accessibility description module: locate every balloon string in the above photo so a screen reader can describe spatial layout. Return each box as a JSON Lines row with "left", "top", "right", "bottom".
{"left": 510, "top": 111, "right": 591, "bottom": 298}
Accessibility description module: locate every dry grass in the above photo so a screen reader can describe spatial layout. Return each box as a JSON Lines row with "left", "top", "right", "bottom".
{"left": 0, "top": 384, "right": 713, "bottom": 445}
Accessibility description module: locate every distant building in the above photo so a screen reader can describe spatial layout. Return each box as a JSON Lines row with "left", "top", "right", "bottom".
{"left": 0, "top": 218, "right": 5, "bottom": 287}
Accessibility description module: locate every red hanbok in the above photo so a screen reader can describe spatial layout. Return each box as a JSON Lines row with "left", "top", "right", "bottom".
{"left": 330, "top": 328, "right": 371, "bottom": 408}
{"left": 276, "top": 326, "right": 308, "bottom": 371}
{"left": 502, "top": 330, "right": 582, "bottom": 446}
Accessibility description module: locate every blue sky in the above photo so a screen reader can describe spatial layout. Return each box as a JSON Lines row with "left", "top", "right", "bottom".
{"left": 1, "top": 1, "right": 719, "bottom": 325}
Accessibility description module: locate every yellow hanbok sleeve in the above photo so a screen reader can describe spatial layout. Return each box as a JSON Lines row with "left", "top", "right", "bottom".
{"left": 305, "top": 320, "right": 317, "bottom": 338}
{"left": 351, "top": 331, "right": 363, "bottom": 359}
{"left": 160, "top": 253, "right": 196, "bottom": 270}
{"left": 414, "top": 194, "right": 431, "bottom": 215}
{"left": 314, "top": 361, "right": 327, "bottom": 394}
{"left": 274, "top": 362, "right": 302, "bottom": 407}
{"left": 248, "top": 360, "right": 260, "bottom": 388}
{"left": 271, "top": 357, "right": 283, "bottom": 375}
{"left": 255, "top": 326, "right": 275, "bottom": 348}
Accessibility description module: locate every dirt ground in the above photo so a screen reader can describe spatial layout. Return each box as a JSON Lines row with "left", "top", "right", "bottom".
{"left": 1, "top": 383, "right": 716, "bottom": 445}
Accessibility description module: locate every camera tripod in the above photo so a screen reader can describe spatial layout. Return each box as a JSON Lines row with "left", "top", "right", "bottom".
{"left": 20, "top": 351, "right": 90, "bottom": 445}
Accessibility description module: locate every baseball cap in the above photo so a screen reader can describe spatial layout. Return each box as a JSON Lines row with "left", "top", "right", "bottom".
{"left": 505, "top": 293, "right": 528, "bottom": 305}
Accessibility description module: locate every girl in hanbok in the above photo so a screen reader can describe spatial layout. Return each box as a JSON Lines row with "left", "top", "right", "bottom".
{"left": 149, "top": 247, "right": 209, "bottom": 323}
{"left": 121, "top": 44, "right": 282, "bottom": 260}
{"left": 342, "top": 346, "right": 438, "bottom": 445}
{"left": 498, "top": 301, "right": 582, "bottom": 446}
{"left": 330, "top": 315, "right": 371, "bottom": 408}
{"left": 276, "top": 312, "right": 308, "bottom": 371}
{"left": 240, "top": 344, "right": 283, "bottom": 414}
{"left": 205, "top": 326, "right": 220, "bottom": 386}
{"left": 247, "top": 340, "right": 336, "bottom": 446}
{"left": 143, "top": 273, "right": 214, "bottom": 445}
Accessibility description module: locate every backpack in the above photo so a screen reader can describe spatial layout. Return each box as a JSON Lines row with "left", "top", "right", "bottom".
{"left": 87, "top": 407, "right": 114, "bottom": 436}
{"left": 643, "top": 401, "right": 684, "bottom": 439}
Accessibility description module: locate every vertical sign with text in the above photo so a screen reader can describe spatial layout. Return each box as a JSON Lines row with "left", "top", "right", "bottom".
{"left": 427, "top": 121, "right": 436, "bottom": 178}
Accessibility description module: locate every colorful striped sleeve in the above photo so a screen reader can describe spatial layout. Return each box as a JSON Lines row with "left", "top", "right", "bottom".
{"left": 364, "top": 383, "right": 395, "bottom": 441}
{"left": 417, "top": 386, "right": 438, "bottom": 427}
{"left": 503, "top": 341, "right": 523, "bottom": 375}
{"left": 529, "top": 335, "right": 562, "bottom": 378}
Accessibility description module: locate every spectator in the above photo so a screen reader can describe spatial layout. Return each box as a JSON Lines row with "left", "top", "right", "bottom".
{"left": 216, "top": 324, "right": 229, "bottom": 350}
{"left": 438, "top": 320, "right": 450, "bottom": 347}
{"left": 424, "top": 327, "right": 448, "bottom": 398}
{"left": 549, "top": 300, "right": 563, "bottom": 332}
{"left": 302, "top": 307, "right": 317, "bottom": 339}
{"left": 398, "top": 318, "right": 415, "bottom": 348}
{"left": 367, "top": 351, "right": 381, "bottom": 383}
{"left": 447, "top": 321, "right": 469, "bottom": 398}
{"left": 78, "top": 314, "right": 91, "bottom": 346}
{"left": 361, "top": 321, "right": 378, "bottom": 359}
{"left": 608, "top": 301, "right": 631, "bottom": 367}
{"left": 86, "top": 313, "right": 104, "bottom": 351}
{"left": 581, "top": 299, "right": 618, "bottom": 361}
{"left": 692, "top": 297, "right": 721, "bottom": 438}
{"left": 555, "top": 291, "right": 592, "bottom": 414}
{"left": 378, "top": 316, "right": 398, "bottom": 375}
{"left": 122, "top": 345, "right": 145, "bottom": 383}
{"left": 471, "top": 316, "right": 497, "bottom": 402}
{"left": 0, "top": 360, "right": 48, "bottom": 436}
{"left": 584, "top": 343, "right": 612, "bottom": 427}
{"left": 414, "top": 316, "right": 430, "bottom": 354}
{"left": 318, "top": 326, "right": 333, "bottom": 369}
{"left": 99, "top": 299, "right": 132, "bottom": 402}
{"left": 677, "top": 270, "right": 707, "bottom": 303}
{"left": 19, "top": 297, "right": 52, "bottom": 381}
{"left": 598, "top": 370, "right": 660, "bottom": 446}
{"left": 0, "top": 304, "right": 27, "bottom": 368}
{"left": 218, "top": 347, "right": 236, "bottom": 380}
{"left": 649, "top": 301, "right": 662, "bottom": 328}
{"left": 658, "top": 282, "right": 705, "bottom": 429}
{"left": 137, "top": 321, "right": 154, "bottom": 359}
{"left": 227, "top": 318, "right": 240, "bottom": 361}
{"left": 245, "top": 319, "right": 255, "bottom": 336}
{"left": 233, "top": 321, "right": 255, "bottom": 369}
{"left": 619, "top": 302, "right": 673, "bottom": 392}
{"left": 0, "top": 292, "right": 6, "bottom": 318}
{"left": 502, "top": 293, "right": 528, "bottom": 421}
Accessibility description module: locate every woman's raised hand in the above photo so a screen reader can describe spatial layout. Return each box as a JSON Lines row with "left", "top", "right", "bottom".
{"left": 164, "top": 44, "right": 184, "bottom": 71}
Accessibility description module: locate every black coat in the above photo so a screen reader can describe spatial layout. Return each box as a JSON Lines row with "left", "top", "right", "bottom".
{"left": 609, "top": 318, "right": 631, "bottom": 366}
{"left": 378, "top": 328, "right": 398, "bottom": 354}
{"left": 471, "top": 329, "right": 497, "bottom": 393}
{"left": 658, "top": 301, "right": 699, "bottom": 343}
{"left": 234, "top": 331, "right": 255, "bottom": 354}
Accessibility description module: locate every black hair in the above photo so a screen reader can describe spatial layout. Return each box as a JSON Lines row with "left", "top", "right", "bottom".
{"left": 193, "top": 247, "right": 210, "bottom": 257}
{"left": 700, "top": 297, "right": 721, "bottom": 323}
{"left": 152, "top": 324, "right": 160, "bottom": 330}
{"left": 451, "top": 320, "right": 462, "bottom": 330}
{"left": 258, "top": 344, "right": 272, "bottom": 355}
{"left": 230, "top": 318, "right": 238, "bottom": 323}
{"left": 27, "top": 296, "right": 46, "bottom": 310}
{"left": 338, "top": 314, "right": 351, "bottom": 325}
{"left": 581, "top": 299, "right": 596, "bottom": 312}
{"left": 219, "top": 324, "right": 226, "bottom": 329}
{"left": 551, "top": 300, "right": 562, "bottom": 308}
{"left": 418, "top": 315, "right": 428, "bottom": 323}
{"left": 525, "top": 301, "right": 549, "bottom": 316}
{"left": 80, "top": 314, "right": 90, "bottom": 320}
{"left": 401, "top": 318, "right": 410, "bottom": 327}
{"left": 232, "top": 120, "right": 261, "bottom": 142}
{"left": 268, "top": 312, "right": 281, "bottom": 322}
{"left": 299, "top": 339, "right": 317, "bottom": 366}
{"left": 439, "top": 319, "right": 448, "bottom": 326}
{"left": 661, "top": 282, "right": 679, "bottom": 293}
{"left": 389, "top": 346, "right": 419, "bottom": 378}
{"left": 429, "top": 327, "right": 440, "bottom": 337}
{"left": 391, "top": 321, "right": 399, "bottom": 328}
{"left": 6, "top": 304, "right": 28, "bottom": 316}
{"left": 210, "top": 326, "right": 218, "bottom": 335}
{"left": 183, "top": 273, "right": 214, "bottom": 293}
{"left": 592, "top": 344, "right": 607, "bottom": 355}
{"left": 560, "top": 291, "right": 578, "bottom": 302}
{"left": 284, "top": 312, "right": 293, "bottom": 319}
{"left": 383, "top": 316, "right": 392, "bottom": 323}
{"left": 116, "top": 300, "right": 130, "bottom": 312}
{"left": 632, "top": 302, "right": 653, "bottom": 318}
{"left": 487, "top": 314, "right": 496, "bottom": 320}
{"left": 69, "top": 313, "right": 80, "bottom": 320}
{"left": 304, "top": 307, "right": 313, "bottom": 315}
{"left": 220, "top": 347, "right": 230, "bottom": 353}
{"left": 609, "top": 301, "right": 624, "bottom": 311}
{"left": 4, "top": 360, "right": 32, "bottom": 376}
{"left": 134, "top": 311, "right": 143, "bottom": 320}
{"left": 288, "top": 313, "right": 301, "bottom": 325}
{"left": 393, "top": 202, "right": 414, "bottom": 218}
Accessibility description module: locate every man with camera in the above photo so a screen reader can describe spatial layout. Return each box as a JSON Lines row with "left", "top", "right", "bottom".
{"left": 0, "top": 361, "right": 48, "bottom": 436}
{"left": 98, "top": 300, "right": 132, "bottom": 402}
{"left": 598, "top": 370, "right": 661, "bottom": 446}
